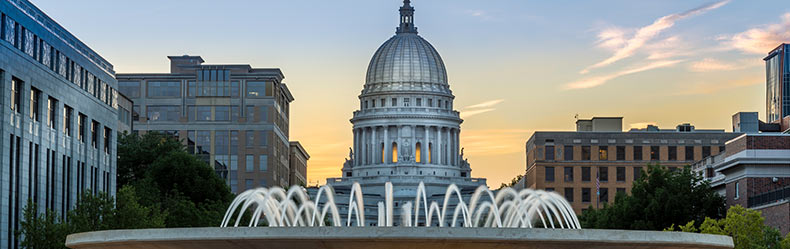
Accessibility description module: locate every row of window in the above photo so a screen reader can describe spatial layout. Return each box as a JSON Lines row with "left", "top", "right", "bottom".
{"left": 9, "top": 76, "right": 113, "bottom": 152}
{"left": 545, "top": 166, "right": 647, "bottom": 183}
{"left": 546, "top": 187, "right": 626, "bottom": 204}
{"left": 361, "top": 96, "right": 452, "bottom": 110}
{"left": 2, "top": 13, "right": 117, "bottom": 109}
{"left": 544, "top": 145, "right": 723, "bottom": 161}
{"left": 145, "top": 105, "right": 268, "bottom": 122}
{"left": 185, "top": 130, "right": 271, "bottom": 155}
{"left": 118, "top": 80, "right": 276, "bottom": 99}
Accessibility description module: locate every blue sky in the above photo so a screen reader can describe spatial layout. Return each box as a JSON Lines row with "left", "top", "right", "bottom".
{"left": 30, "top": 0, "right": 790, "bottom": 186}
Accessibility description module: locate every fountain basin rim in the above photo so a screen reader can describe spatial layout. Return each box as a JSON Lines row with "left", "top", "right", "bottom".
{"left": 66, "top": 227, "right": 734, "bottom": 249}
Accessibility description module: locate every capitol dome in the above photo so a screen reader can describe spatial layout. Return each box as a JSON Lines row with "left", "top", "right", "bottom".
{"left": 365, "top": 33, "right": 448, "bottom": 85}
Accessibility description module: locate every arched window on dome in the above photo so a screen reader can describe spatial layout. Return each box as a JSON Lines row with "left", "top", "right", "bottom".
{"left": 415, "top": 142, "right": 422, "bottom": 163}
{"left": 392, "top": 142, "right": 398, "bottom": 163}
{"left": 380, "top": 143, "right": 385, "bottom": 164}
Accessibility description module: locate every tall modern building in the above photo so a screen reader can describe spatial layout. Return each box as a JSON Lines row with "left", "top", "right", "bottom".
{"left": 766, "top": 43, "right": 789, "bottom": 123}
{"left": 315, "top": 0, "right": 487, "bottom": 226}
{"left": 116, "top": 56, "right": 306, "bottom": 193}
{"left": 524, "top": 117, "right": 741, "bottom": 214}
{"left": 1, "top": 0, "right": 119, "bottom": 248}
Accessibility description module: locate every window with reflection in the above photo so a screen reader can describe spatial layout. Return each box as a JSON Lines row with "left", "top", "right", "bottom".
{"left": 147, "top": 81, "right": 181, "bottom": 97}
{"left": 118, "top": 81, "right": 141, "bottom": 98}
{"left": 147, "top": 105, "right": 180, "bottom": 122}
{"left": 246, "top": 81, "right": 269, "bottom": 97}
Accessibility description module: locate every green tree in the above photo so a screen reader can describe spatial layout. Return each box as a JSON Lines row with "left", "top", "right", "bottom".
{"left": 114, "top": 185, "right": 167, "bottom": 229}
{"left": 696, "top": 205, "right": 785, "bottom": 249}
{"left": 16, "top": 201, "right": 69, "bottom": 249}
{"left": 499, "top": 175, "right": 524, "bottom": 189}
{"left": 117, "top": 131, "right": 184, "bottom": 187}
{"left": 580, "top": 164, "right": 725, "bottom": 230}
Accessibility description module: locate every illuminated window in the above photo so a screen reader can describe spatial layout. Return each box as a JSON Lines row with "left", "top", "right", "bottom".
{"left": 415, "top": 142, "right": 422, "bottom": 163}
{"left": 391, "top": 142, "right": 398, "bottom": 163}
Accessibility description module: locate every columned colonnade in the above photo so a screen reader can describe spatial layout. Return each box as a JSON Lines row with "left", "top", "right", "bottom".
{"left": 352, "top": 125, "right": 460, "bottom": 167}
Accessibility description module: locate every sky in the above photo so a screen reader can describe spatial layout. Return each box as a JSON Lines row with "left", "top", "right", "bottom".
{"left": 29, "top": 0, "right": 790, "bottom": 187}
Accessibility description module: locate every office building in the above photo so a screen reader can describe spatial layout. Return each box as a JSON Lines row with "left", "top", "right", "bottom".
{"left": 524, "top": 117, "right": 741, "bottom": 214}
{"left": 766, "top": 43, "right": 790, "bottom": 123}
{"left": 1, "top": 0, "right": 119, "bottom": 248}
{"left": 116, "top": 56, "right": 307, "bottom": 193}
{"left": 288, "top": 141, "right": 309, "bottom": 187}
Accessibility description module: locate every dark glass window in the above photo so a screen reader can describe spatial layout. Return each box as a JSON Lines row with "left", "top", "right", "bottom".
{"left": 633, "top": 167, "right": 642, "bottom": 181}
{"left": 564, "top": 188, "right": 574, "bottom": 202}
{"left": 545, "top": 145, "right": 555, "bottom": 160}
{"left": 599, "top": 188, "right": 609, "bottom": 203}
{"left": 702, "top": 146, "right": 711, "bottom": 158}
{"left": 616, "top": 167, "right": 625, "bottom": 182}
{"left": 633, "top": 146, "right": 643, "bottom": 160}
{"left": 146, "top": 106, "right": 180, "bottom": 122}
{"left": 582, "top": 188, "right": 591, "bottom": 203}
{"left": 599, "top": 146, "right": 608, "bottom": 160}
{"left": 599, "top": 167, "right": 608, "bottom": 182}
{"left": 30, "top": 88, "right": 40, "bottom": 121}
{"left": 564, "top": 167, "right": 573, "bottom": 182}
{"left": 616, "top": 146, "right": 625, "bottom": 160}
{"left": 545, "top": 188, "right": 555, "bottom": 192}
{"left": 147, "top": 81, "right": 180, "bottom": 98}
{"left": 392, "top": 98, "right": 397, "bottom": 106}
{"left": 564, "top": 146, "right": 573, "bottom": 160}
{"left": 246, "top": 130, "right": 255, "bottom": 148}
{"left": 582, "top": 146, "right": 591, "bottom": 160}
{"left": 63, "top": 105, "right": 72, "bottom": 136}
{"left": 685, "top": 146, "right": 694, "bottom": 160}
{"left": 650, "top": 146, "right": 659, "bottom": 160}
{"left": 77, "top": 114, "right": 86, "bottom": 142}
{"left": 545, "top": 166, "right": 555, "bottom": 182}
{"left": 11, "top": 77, "right": 21, "bottom": 113}
{"left": 582, "top": 167, "right": 591, "bottom": 182}
{"left": 719, "top": 146, "right": 725, "bottom": 154}
{"left": 668, "top": 146, "right": 677, "bottom": 160}
{"left": 91, "top": 120, "right": 99, "bottom": 148}
{"left": 246, "top": 81, "right": 269, "bottom": 97}
{"left": 47, "top": 97, "right": 57, "bottom": 128}
{"left": 118, "top": 81, "right": 140, "bottom": 98}
{"left": 215, "top": 106, "right": 230, "bottom": 121}
{"left": 103, "top": 127, "right": 111, "bottom": 153}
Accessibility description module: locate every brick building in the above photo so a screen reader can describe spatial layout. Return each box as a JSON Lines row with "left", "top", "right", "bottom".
{"left": 524, "top": 117, "right": 741, "bottom": 214}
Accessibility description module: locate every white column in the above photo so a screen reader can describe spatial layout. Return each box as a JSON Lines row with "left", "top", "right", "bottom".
{"left": 353, "top": 129, "right": 359, "bottom": 166}
{"left": 383, "top": 126, "right": 389, "bottom": 163}
{"left": 371, "top": 127, "right": 376, "bottom": 165}
{"left": 424, "top": 126, "right": 430, "bottom": 164}
{"left": 437, "top": 127, "right": 442, "bottom": 166}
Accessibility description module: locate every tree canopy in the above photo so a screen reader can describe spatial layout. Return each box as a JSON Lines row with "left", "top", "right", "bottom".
{"left": 580, "top": 164, "right": 726, "bottom": 230}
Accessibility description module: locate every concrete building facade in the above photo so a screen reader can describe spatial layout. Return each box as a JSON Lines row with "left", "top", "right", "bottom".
{"left": 524, "top": 117, "right": 741, "bottom": 214}
{"left": 116, "top": 56, "right": 306, "bottom": 193}
{"left": 0, "top": 0, "right": 119, "bottom": 248}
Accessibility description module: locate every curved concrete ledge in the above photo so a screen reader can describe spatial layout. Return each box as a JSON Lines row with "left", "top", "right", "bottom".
{"left": 66, "top": 227, "right": 734, "bottom": 249}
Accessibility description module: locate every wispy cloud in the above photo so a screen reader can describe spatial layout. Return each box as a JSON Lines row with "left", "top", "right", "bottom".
{"left": 461, "top": 99, "right": 504, "bottom": 118}
{"left": 462, "top": 129, "right": 532, "bottom": 156}
{"left": 671, "top": 77, "right": 761, "bottom": 95}
{"left": 720, "top": 12, "right": 790, "bottom": 54}
{"left": 581, "top": 0, "right": 729, "bottom": 74}
{"left": 687, "top": 58, "right": 762, "bottom": 72}
{"left": 564, "top": 60, "right": 684, "bottom": 90}
{"left": 464, "top": 99, "right": 505, "bottom": 109}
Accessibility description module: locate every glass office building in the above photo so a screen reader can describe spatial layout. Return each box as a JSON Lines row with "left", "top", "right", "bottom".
{"left": 766, "top": 43, "right": 790, "bottom": 123}
{"left": 117, "top": 55, "right": 302, "bottom": 193}
{"left": 1, "top": 0, "right": 119, "bottom": 248}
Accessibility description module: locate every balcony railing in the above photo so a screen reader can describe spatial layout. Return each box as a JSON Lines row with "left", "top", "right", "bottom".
{"left": 748, "top": 186, "right": 790, "bottom": 208}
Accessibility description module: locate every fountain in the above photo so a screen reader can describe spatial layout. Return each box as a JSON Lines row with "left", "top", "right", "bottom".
{"left": 66, "top": 182, "right": 734, "bottom": 249}
{"left": 220, "top": 182, "right": 581, "bottom": 229}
